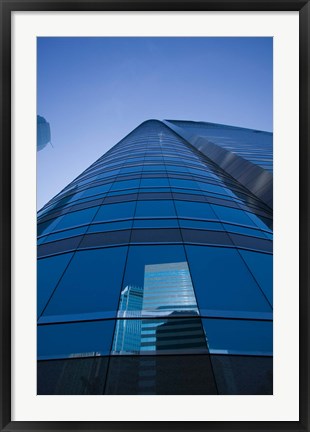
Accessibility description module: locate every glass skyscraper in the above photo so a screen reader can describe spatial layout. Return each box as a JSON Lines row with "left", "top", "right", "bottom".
{"left": 37, "top": 119, "right": 273, "bottom": 395}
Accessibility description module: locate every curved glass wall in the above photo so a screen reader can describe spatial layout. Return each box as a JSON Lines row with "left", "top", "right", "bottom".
{"left": 37, "top": 119, "right": 273, "bottom": 395}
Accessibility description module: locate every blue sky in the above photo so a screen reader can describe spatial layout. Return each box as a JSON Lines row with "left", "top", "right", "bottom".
{"left": 37, "top": 37, "right": 273, "bottom": 209}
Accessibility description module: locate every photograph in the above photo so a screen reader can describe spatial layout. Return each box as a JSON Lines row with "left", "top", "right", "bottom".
{"left": 36, "top": 36, "right": 273, "bottom": 395}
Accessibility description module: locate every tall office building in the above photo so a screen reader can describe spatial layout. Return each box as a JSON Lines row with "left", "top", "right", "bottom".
{"left": 37, "top": 119, "right": 273, "bottom": 395}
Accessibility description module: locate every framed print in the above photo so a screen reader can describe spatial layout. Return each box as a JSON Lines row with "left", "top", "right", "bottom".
{"left": 1, "top": 0, "right": 309, "bottom": 430}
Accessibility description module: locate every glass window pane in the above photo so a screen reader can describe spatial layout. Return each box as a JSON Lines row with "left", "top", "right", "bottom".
{"left": 175, "top": 201, "right": 216, "bottom": 220}
{"left": 55, "top": 207, "right": 99, "bottom": 230}
{"left": 38, "top": 217, "right": 62, "bottom": 236}
{"left": 88, "top": 220, "right": 132, "bottom": 232}
{"left": 197, "top": 182, "right": 230, "bottom": 195}
{"left": 44, "top": 226, "right": 88, "bottom": 242}
{"left": 203, "top": 318, "right": 272, "bottom": 355}
{"left": 211, "top": 355, "right": 272, "bottom": 395}
{"left": 140, "top": 178, "right": 169, "bottom": 188}
{"left": 79, "top": 184, "right": 112, "bottom": 199}
{"left": 142, "top": 165, "right": 166, "bottom": 172}
{"left": 239, "top": 250, "right": 273, "bottom": 305}
{"left": 223, "top": 223, "right": 268, "bottom": 239}
{"left": 94, "top": 202, "right": 136, "bottom": 222}
{"left": 37, "top": 320, "right": 115, "bottom": 359}
{"left": 179, "top": 219, "right": 222, "bottom": 230}
{"left": 169, "top": 179, "right": 198, "bottom": 189}
{"left": 37, "top": 357, "right": 109, "bottom": 395}
{"left": 43, "top": 247, "right": 128, "bottom": 318}
{"left": 110, "top": 179, "right": 140, "bottom": 191}
{"left": 133, "top": 219, "right": 178, "bottom": 228}
{"left": 211, "top": 204, "right": 256, "bottom": 226}
{"left": 37, "top": 253, "right": 73, "bottom": 316}
{"left": 95, "top": 169, "right": 120, "bottom": 180}
{"left": 246, "top": 211, "right": 273, "bottom": 231}
{"left": 135, "top": 200, "right": 176, "bottom": 217}
{"left": 186, "top": 246, "right": 272, "bottom": 313}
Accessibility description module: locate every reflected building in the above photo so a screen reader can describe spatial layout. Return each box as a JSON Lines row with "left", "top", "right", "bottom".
{"left": 112, "top": 285, "right": 143, "bottom": 353}
{"left": 37, "top": 119, "right": 273, "bottom": 395}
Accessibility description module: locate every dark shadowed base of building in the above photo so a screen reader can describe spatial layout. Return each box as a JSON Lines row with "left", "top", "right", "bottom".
{"left": 37, "top": 355, "right": 272, "bottom": 395}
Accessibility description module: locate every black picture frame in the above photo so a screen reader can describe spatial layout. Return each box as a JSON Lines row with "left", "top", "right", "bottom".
{"left": 1, "top": 0, "right": 309, "bottom": 430}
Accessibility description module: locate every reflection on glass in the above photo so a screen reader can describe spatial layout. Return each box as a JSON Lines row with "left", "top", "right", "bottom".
{"left": 113, "top": 286, "right": 143, "bottom": 353}
{"left": 142, "top": 262, "right": 198, "bottom": 316}
{"left": 112, "top": 261, "right": 207, "bottom": 354}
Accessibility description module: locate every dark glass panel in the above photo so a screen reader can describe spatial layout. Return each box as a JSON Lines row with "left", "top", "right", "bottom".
{"left": 205, "top": 195, "right": 240, "bottom": 209}
{"left": 37, "top": 357, "right": 109, "bottom": 395}
{"left": 43, "top": 226, "right": 88, "bottom": 243}
{"left": 203, "top": 318, "right": 272, "bottom": 355}
{"left": 103, "top": 193, "right": 138, "bottom": 204}
{"left": 118, "top": 167, "right": 141, "bottom": 174}
{"left": 79, "top": 230, "right": 131, "bottom": 248}
{"left": 37, "top": 217, "right": 61, "bottom": 236}
{"left": 211, "top": 204, "right": 257, "bottom": 226}
{"left": 246, "top": 211, "right": 273, "bottom": 231}
{"left": 135, "top": 200, "right": 176, "bottom": 217}
{"left": 94, "top": 201, "right": 136, "bottom": 222}
{"left": 229, "top": 233, "right": 272, "bottom": 253}
{"left": 37, "top": 253, "right": 73, "bottom": 316}
{"left": 37, "top": 235, "right": 83, "bottom": 258}
{"left": 137, "top": 192, "right": 172, "bottom": 200}
{"left": 140, "top": 178, "right": 169, "bottom": 187}
{"left": 37, "top": 320, "right": 115, "bottom": 359}
{"left": 169, "top": 179, "right": 199, "bottom": 189}
{"left": 105, "top": 355, "right": 217, "bottom": 395}
{"left": 88, "top": 220, "right": 132, "bottom": 232}
{"left": 239, "top": 250, "right": 273, "bottom": 305}
{"left": 172, "top": 192, "right": 206, "bottom": 203}
{"left": 54, "top": 207, "right": 99, "bottom": 230}
{"left": 197, "top": 182, "right": 231, "bottom": 195}
{"left": 175, "top": 200, "right": 216, "bottom": 219}
{"left": 179, "top": 219, "right": 222, "bottom": 230}
{"left": 66, "top": 198, "right": 104, "bottom": 213}
{"left": 142, "top": 165, "right": 166, "bottom": 172}
{"left": 43, "top": 247, "right": 128, "bottom": 317}
{"left": 211, "top": 355, "right": 273, "bottom": 395}
{"left": 181, "top": 229, "right": 233, "bottom": 246}
{"left": 186, "top": 246, "right": 272, "bottom": 313}
{"left": 130, "top": 228, "right": 182, "bottom": 243}
{"left": 107, "top": 189, "right": 139, "bottom": 197}
{"left": 95, "top": 169, "right": 122, "bottom": 181}
{"left": 110, "top": 179, "right": 140, "bottom": 191}
{"left": 79, "top": 184, "right": 112, "bottom": 199}
{"left": 133, "top": 219, "right": 178, "bottom": 228}
{"left": 223, "top": 223, "right": 269, "bottom": 239}
{"left": 188, "top": 167, "right": 218, "bottom": 178}
{"left": 165, "top": 164, "right": 189, "bottom": 173}
{"left": 37, "top": 235, "right": 48, "bottom": 245}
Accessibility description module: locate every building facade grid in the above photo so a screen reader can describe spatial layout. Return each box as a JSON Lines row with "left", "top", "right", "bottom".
{"left": 37, "top": 119, "right": 273, "bottom": 395}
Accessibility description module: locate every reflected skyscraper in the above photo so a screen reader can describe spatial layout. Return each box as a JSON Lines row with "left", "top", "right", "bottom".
{"left": 37, "top": 119, "right": 273, "bottom": 395}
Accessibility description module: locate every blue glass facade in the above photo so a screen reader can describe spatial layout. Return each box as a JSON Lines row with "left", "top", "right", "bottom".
{"left": 37, "top": 119, "right": 273, "bottom": 395}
